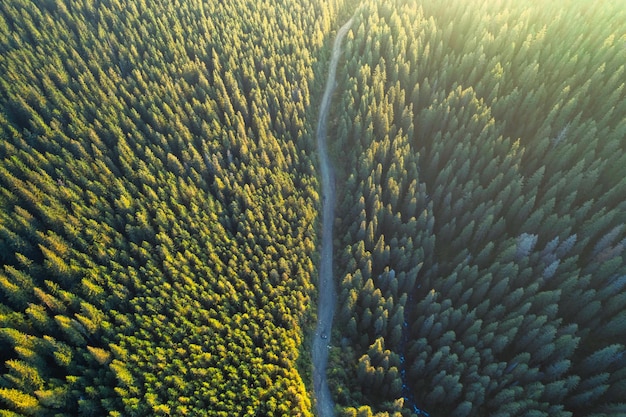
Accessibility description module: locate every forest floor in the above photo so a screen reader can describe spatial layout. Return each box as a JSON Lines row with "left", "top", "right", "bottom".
{"left": 312, "top": 16, "right": 354, "bottom": 417}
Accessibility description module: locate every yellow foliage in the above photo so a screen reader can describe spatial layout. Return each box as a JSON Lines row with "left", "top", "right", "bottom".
{"left": 87, "top": 346, "right": 112, "bottom": 365}
{"left": 0, "top": 388, "right": 40, "bottom": 414}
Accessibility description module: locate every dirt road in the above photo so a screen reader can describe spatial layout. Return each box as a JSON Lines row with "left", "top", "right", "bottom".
{"left": 312, "top": 16, "right": 354, "bottom": 417}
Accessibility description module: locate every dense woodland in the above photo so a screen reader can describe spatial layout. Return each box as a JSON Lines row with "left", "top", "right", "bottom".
{"left": 1, "top": 0, "right": 626, "bottom": 417}
{"left": 0, "top": 0, "right": 344, "bottom": 415}
{"left": 329, "top": 0, "right": 626, "bottom": 416}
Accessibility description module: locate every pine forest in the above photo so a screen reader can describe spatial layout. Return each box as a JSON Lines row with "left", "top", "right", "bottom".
{"left": 1, "top": 0, "right": 625, "bottom": 416}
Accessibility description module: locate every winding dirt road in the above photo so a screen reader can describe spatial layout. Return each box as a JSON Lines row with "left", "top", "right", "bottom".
{"left": 312, "top": 16, "right": 353, "bottom": 417}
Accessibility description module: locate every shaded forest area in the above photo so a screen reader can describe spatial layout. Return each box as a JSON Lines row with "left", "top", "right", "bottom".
{"left": 0, "top": 0, "right": 345, "bottom": 415}
{"left": 329, "top": 0, "right": 626, "bottom": 416}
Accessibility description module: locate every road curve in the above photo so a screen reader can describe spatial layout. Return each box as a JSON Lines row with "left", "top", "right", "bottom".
{"left": 313, "top": 16, "right": 354, "bottom": 417}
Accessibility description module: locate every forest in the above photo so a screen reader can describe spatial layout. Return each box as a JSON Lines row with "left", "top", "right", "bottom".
{"left": 328, "top": 0, "right": 626, "bottom": 416}
{"left": 0, "top": 0, "right": 343, "bottom": 415}
{"left": 1, "top": 0, "right": 625, "bottom": 416}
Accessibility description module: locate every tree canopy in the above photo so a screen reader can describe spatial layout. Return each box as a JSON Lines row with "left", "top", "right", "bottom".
{"left": 329, "top": 0, "right": 626, "bottom": 416}
{"left": 2, "top": 0, "right": 625, "bottom": 416}
{"left": 0, "top": 0, "right": 344, "bottom": 415}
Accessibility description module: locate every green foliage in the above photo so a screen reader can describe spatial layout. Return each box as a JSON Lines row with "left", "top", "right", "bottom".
{"left": 3, "top": 0, "right": 626, "bottom": 415}
{"left": 0, "top": 0, "right": 348, "bottom": 415}
{"left": 330, "top": 0, "right": 626, "bottom": 416}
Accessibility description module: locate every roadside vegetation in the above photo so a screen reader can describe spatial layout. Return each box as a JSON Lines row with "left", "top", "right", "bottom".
{"left": 0, "top": 0, "right": 343, "bottom": 415}
{"left": 329, "top": 0, "right": 626, "bottom": 416}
